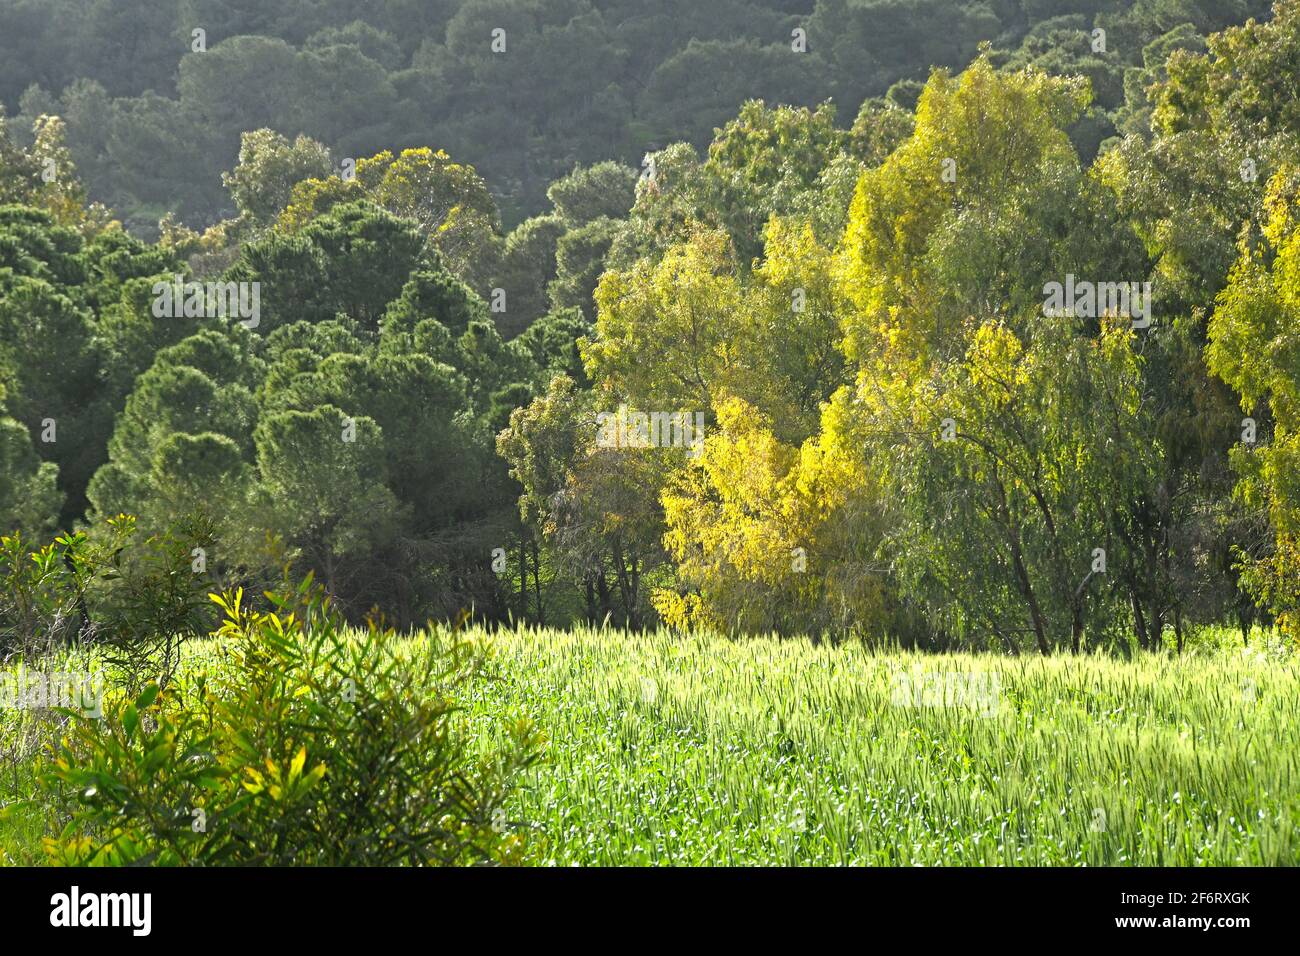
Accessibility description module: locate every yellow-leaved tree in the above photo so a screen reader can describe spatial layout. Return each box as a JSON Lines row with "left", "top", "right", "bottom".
{"left": 1208, "top": 164, "right": 1300, "bottom": 638}
{"left": 278, "top": 147, "right": 500, "bottom": 288}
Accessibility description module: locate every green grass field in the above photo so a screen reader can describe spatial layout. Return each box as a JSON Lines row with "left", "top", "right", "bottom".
{"left": 466, "top": 627, "right": 1300, "bottom": 865}
{"left": 3, "top": 627, "right": 1298, "bottom": 865}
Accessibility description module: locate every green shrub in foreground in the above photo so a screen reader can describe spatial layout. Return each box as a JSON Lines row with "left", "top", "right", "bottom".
{"left": 38, "top": 575, "right": 545, "bottom": 865}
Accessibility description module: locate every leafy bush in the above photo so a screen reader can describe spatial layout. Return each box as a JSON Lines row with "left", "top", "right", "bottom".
{"left": 39, "top": 574, "right": 545, "bottom": 865}
{"left": 0, "top": 530, "right": 88, "bottom": 660}
{"left": 0, "top": 515, "right": 216, "bottom": 689}
{"left": 88, "top": 515, "right": 218, "bottom": 692}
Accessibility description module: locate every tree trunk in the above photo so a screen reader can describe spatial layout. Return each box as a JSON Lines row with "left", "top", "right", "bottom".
{"left": 628, "top": 554, "right": 641, "bottom": 631}
{"left": 583, "top": 572, "right": 597, "bottom": 624}
{"left": 995, "top": 473, "right": 1050, "bottom": 655}
{"left": 1131, "top": 590, "right": 1148, "bottom": 651}
{"left": 1010, "top": 537, "right": 1050, "bottom": 655}
{"left": 531, "top": 538, "right": 545, "bottom": 626}
{"left": 597, "top": 571, "right": 612, "bottom": 622}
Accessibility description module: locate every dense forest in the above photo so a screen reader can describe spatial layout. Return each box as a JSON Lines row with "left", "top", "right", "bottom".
{"left": 0, "top": 0, "right": 1273, "bottom": 230}
{"left": 4, "top": 0, "right": 1300, "bottom": 880}
{"left": 3, "top": 0, "right": 1300, "bottom": 657}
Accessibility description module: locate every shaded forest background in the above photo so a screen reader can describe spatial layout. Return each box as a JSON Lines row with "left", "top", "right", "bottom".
{"left": 0, "top": 0, "right": 1270, "bottom": 231}
{"left": 5, "top": 0, "right": 1300, "bottom": 658}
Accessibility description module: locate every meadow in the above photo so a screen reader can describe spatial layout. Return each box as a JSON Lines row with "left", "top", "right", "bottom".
{"left": 466, "top": 627, "right": 1300, "bottom": 866}
{"left": 2, "top": 625, "right": 1297, "bottom": 866}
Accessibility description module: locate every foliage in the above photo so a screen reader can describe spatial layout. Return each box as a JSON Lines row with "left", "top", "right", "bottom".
{"left": 38, "top": 574, "right": 544, "bottom": 865}
{"left": 6, "top": 3, "right": 1300, "bottom": 648}
{"left": 222, "top": 129, "right": 333, "bottom": 228}
{"left": 1208, "top": 163, "right": 1300, "bottom": 636}
{"left": 4, "top": 0, "right": 1272, "bottom": 234}
{"left": 469, "top": 622, "right": 1299, "bottom": 864}
{"left": 0, "top": 399, "right": 61, "bottom": 539}
{"left": 0, "top": 516, "right": 215, "bottom": 682}
{"left": 279, "top": 146, "right": 500, "bottom": 289}
{"left": 497, "top": 375, "right": 669, "bottom": 628}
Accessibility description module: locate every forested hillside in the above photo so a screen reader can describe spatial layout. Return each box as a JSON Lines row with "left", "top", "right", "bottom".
{"left": 0, "top": 0, "right": 1273, "bottom": 231}
{"left": 4, "top": 0, "right": 1300, "bottom": 657}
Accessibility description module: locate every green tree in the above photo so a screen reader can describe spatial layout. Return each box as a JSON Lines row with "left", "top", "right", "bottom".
{"left": 547, "top": 161, "right": 637, "bottom": 227}
{"left": 1207, "top": 164, "right": 1300, "bottom": 637}
{"left": 223, "top": 129, "right": 333, "bottom": 228}
{"left": 253, "top": 405, "right": 405, "bottom": 602}
{"left": 0, "top": 386, "right": 61, "bottom": 537}
{"left": 498, "top": 375, "right": 668, "bottom": 627}
{"left": 491, "top": 214, "right": 564, "bottom": 337}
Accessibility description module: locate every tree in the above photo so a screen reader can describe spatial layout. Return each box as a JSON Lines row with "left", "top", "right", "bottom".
{"left": 498, "top": 375, "right": 671, "bottom": 627}
{"left": 0, "top": 388, "right": 61, "bottom": 537}
{"left": 656, "top": 394, "right": 887, "bottom": 638}
{"left": 547, "top": 162, "right": 638, "bottom": 228}
{"left": 0, "top": 111, "right": 113, "bottom": 233}
{"left": 849, "top": 97, "right": 915, "bottom": 167}
{"left": 253, "top": 405, "right": 406, "bottom": 604}
{"left": 1207, "top": 163, "right": 1300, "bottom": 637}
{"left": 585, "top": 227, "right": 743, "bottom": 411}
{"left": 222, "top": 129, "right": 333, "bottom": 228}
{"left": 548, "top": 216, "right": 620, "bottom": 321}
{"left": 703, "top": 99, "right": 848, "bottom": 261}
{"left": 636, "top": 39, "right": 831, "bottom": 153}
{"left": 230, "top": 200, "right": 425, "bottom": 333}
{"left": 805, "top": 59, "right": 1166, "bottom": 649}
{"left": 867, "top": 319, "right": 1158, "bottom": 654}
{"left": 491, "top": 214, "right": 564, "bottom": 336}
{"left": 278, "top": 147, "right": 499, "bottom": 290}
{"left": 85, "top": 328, "right": 261, "bottom": 539}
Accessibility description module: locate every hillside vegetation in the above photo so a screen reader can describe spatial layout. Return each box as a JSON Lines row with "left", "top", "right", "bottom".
{"left": 5, "top": 1, "right": 1300, "bottom": 868}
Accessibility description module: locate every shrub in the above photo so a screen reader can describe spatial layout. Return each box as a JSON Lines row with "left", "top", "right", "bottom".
{"left": 0, "top": 515, "right": 216, "bottom": 689}
{"left": 39, "top": 574, "right": 545, "bottom": 865}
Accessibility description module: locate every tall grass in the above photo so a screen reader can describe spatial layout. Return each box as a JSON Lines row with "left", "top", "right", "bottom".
{"left": 3, "top": 625, "right": 1297, "bottom": 865}
{"left": 464, "top": 626, "right": 1300, "bottom": 865}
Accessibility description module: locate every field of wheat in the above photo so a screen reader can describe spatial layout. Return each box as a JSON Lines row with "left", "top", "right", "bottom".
{"left": 464, "top": 627, "right": 1300, "bottom": 865}
{"left": 3, "top": 626, "right": 1297, "bottom": 865}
